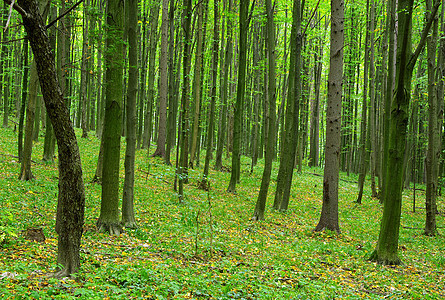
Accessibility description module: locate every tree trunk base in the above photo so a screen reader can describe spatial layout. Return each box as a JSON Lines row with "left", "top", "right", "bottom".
{"left": 96, "top": 220, "right": 122, "bottom": 235}
{"left": 121, "top": 220, "right": 137, "bottom": 229}
{"left": 368, "top": 250, "right": 401, "bottom": 265}
{"left": 197, "top": 178, "right": 209, "bottom": 191}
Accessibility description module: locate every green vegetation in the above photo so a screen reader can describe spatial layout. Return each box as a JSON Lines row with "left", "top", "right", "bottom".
{"left": 0, "top": 127, "right": 444, "bottom": 298}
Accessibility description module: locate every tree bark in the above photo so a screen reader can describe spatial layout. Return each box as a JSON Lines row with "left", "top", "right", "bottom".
{"left": 370, "top": 0, "right": 440, "bottom": 265}
{"left": 314, "top": 0, "right": 344, "bottom": 233}
{"left": 152, "top": 0, "right": 168, "bottom": 158}
{"left": 97, "top": 0, "right": 125, "bottom": 235}
{"left": 227, "top": 0, "right": 250, "bottom": 193}
{"left": 121, "top": 0, "right": 138, "bottom": 229}
{"left": 252, "top": 0, "right": 276, "bottom": 221}
{"left": 14, "top": 0, "right": 86, "bottom": 277}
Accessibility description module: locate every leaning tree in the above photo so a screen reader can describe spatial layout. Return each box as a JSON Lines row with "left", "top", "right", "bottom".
{"left": 7, "top": 0, "right": 86, "bottom": 277}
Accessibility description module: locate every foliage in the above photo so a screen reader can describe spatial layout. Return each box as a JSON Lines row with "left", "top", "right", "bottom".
{"left": 0, "top": 127, "right": 444, "bottom": 298}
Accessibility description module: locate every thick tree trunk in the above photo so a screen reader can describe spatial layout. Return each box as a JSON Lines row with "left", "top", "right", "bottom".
{"left": 15, "top": 0, "right": 86, "bottom": 277}
{"left": 97, "top": 0, "right": 125, "bottom": 235}
{"left": 314, "top": 0, "right": 344, "bottom": 233}
{"left": 370, "top": 0, "right": 439, "bottom": 265}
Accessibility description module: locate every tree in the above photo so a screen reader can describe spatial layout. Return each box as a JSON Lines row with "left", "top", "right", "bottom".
{"left": 199, "top": 0, "right": 220, "bottom": 190}
{"left": 121, "top": 0, "right": 138, "bottom": 229}
{"left": 178, "top": 0, "right": 192, "bottom": 201}
{"left": 2, "top": 2, "right": 10, "bottom": 128}
{"left": 370, "top": 0, "right": 439, "bottom": 265}
{"left": 314, "top": 0, "right": 344, "bottom": 233}
{"left": 189, "top": 0, "right": 205, "bottom": 168}
{"left": 80, "top": 0, "right": 89, "bottom": 138}
{"left": 152, "top": 0, "right": 168, "bottom": 158}
{"left": 10, "top": 0, "right": 86, "bottom": 277}
{"left": 97, "top": 0, "right": 125, "bottom": 235}
{"left": 252, "top": 0, "right": 277, "bottom": 221}
{"left": 215, "top": 0, "right": 233, "bottom": 171}
{"left": 272, "top": 0, "right": 302, "bottom": 211}
{"left": 227, "top": 0, "right": 251, "bottom": 193}
{"left": 18, "top": 38, "right": 29, "bottom": 162}
{"left": 424, "top": 0, "right": 440, "bottom": 236}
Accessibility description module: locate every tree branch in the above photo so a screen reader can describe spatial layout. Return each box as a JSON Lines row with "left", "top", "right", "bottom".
{"left": 408, "top": 0, "right": 441, "bottom": 71}
{"left": 3, "top": 0, "right": 28, "bottom": 18}
{"left": 46, "top": 0, "right": 84, "bottom": 29}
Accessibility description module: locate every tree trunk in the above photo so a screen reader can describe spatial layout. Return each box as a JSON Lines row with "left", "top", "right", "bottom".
{"left": 142, "top": 4, "right": 160, "bottom": 149}
{"left": 97, "top": 0, "right": 125, "bottom": 235}
{"left": 370, "top": 0, "right": 439, "bottom": 265}
{"left": 152, "top": 0, "right": 168, "bottom": 158}
{"left": 18, "top": 39, "right": 29, "bottom": 163}
{"left": 81, "top": 0, "right": 89, "bottom": 138}
{"left": 314, "top": 0, "right": 344, "bottom": 233}
{"left": 424, "top": 0, "right": 439, "bottom": 236}
{"left": 19, "top": 62, "right": 38, "bottom": 181}
{"left": 227, "top": 0, "right": 250, "bottom": 193}
{"left": 199, "top": 0, "right": 220, "bottom": 189}
{"left": 189, "top": 0, "right": 205, "bottom": 168}
{"left": 15, "top": 0, "right": 86, "bottom": 277}
{"left": 215, "top": 0, "right": 233, "bottom": 171}
{"left": 178, "top": 0, "right": 192, "bottom": 201}
{"left": 272, "top": 0, "right": 301, "bottom": 211}
{"left": 121, "top": 0, "right": 138, "bottom": 229}
{"left": 252, "top": 0, "right": 276, "bottom": 221}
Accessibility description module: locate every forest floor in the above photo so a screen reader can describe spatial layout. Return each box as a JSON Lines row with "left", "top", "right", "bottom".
{"left": 0, "top": 126, "right": 444, "bottom": 299}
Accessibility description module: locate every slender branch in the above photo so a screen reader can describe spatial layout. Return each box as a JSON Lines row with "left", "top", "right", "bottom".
{"left": 45, "top": 0, "right": 84, "bottom": 29}
{"left": 408, "top": 0, "right": 441, "bottom": 71}
{"left": 4, "top": 0, "right": 15, "bottom": 32}
{"left": 302, "top": 0, "right": 322, "bottom": 36}
{"left": 3, "top": 0, "right": 28, "bottom": 18}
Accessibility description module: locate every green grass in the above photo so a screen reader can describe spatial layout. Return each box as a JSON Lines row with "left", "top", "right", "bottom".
{"left": 0, "top": 125, "right": 444, "bottom": 299}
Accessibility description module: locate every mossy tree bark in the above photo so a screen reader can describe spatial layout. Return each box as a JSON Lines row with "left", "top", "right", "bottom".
{"left": 370, "top": 0, "right": 439, "bottom": 265}
{"left": 97, "top": 0, "right": 125, "bottom": 235}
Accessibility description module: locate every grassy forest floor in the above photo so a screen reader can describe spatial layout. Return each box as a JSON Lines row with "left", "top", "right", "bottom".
{"left": 0, "top": 126, "right": 444, "bottom": 299}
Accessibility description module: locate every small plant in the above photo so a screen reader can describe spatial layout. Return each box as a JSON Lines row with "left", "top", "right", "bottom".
{"left": 0, "top": 211, "right": 17, "bottom": 246}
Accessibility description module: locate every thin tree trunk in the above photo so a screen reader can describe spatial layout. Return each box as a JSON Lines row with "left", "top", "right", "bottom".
{"left": 252, "top": 0, "right": 277, "bottom": 221}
